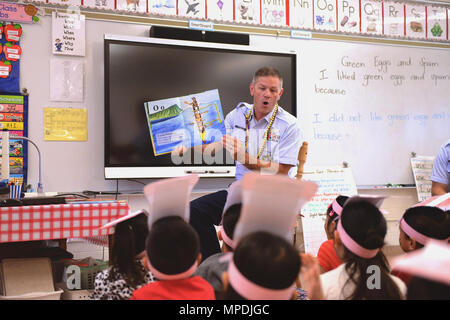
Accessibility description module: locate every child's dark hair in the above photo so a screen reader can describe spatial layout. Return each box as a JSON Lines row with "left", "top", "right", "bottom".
{"left": 109, "top": 213, "right": 148, "bottom": 287}
{"left": 407, "top": 276, "right": 450, "bottom": 300}
{"left": 146, "top": 216, "right": 200, "bottom": 275}
{"left": 326, "top": 195, "right": 349, "bottom": 227}
{"left": 401, "top": 206, "right": 450, "bottom": 248}
{"left": 222, "top": 204, "right": 242, "bottom": 251}
{"left": 224, "top": 231, "right": 300, "bottom": 300}
{"left": 340, "top": 200, "right": 403, "bottom": 300}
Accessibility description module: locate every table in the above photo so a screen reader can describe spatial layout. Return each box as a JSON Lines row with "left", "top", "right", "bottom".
{"left": 0, "top": 201, "right": 129, "bottom": 260}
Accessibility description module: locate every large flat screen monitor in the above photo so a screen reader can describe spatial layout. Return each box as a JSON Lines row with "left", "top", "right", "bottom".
{"left": 104, "top": 34, "right": 297, "bottom": 179}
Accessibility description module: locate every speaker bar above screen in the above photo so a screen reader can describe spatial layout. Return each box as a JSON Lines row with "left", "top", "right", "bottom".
{"left": 149, "top": 26, "right": 250, "bottom": 46}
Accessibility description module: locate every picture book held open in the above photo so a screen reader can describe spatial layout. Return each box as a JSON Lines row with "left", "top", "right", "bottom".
{"left": 144, "top": 89, "right": 226, "bottom": 156}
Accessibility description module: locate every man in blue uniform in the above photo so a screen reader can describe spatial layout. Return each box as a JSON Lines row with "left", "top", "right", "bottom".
{"left": 183, "top": 67, "right": 302, "bottom": 260}
{"left": 430, "top": 139, "right": 450, "bottom": 196}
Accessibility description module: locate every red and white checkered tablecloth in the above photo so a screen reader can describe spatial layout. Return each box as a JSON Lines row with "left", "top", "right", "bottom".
{"left": 0, "top": 201, "right": 129, "bottom": 243}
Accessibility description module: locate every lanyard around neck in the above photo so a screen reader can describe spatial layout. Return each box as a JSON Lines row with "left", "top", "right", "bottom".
{"left": 244, "top": 104, "right": 278, "bottom": 160}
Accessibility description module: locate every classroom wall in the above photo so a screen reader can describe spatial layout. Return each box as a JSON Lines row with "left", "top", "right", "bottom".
{"left": 20, "top": 16, "right": 251, "bottom": 193}
{"left": 19, "top": 14, "right": 447, "bottom": 197}
{"left": 17, "top": 14, "right": 435, "bottom": 255}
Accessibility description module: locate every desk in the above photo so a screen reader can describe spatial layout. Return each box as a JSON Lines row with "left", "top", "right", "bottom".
{"left": 0, "top": 201, "right": 129, "bottom": 260}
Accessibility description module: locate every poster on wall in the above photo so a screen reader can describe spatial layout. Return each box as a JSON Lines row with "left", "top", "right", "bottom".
{"left": 360, "top": 0, "right": 383, "bottom": 35}
{"left": 49, "top": 58, "right": 84, "bottom": 102}
{"left": 82, "top": 0, "right": 116, "bottom": 10}
{"left": 405, "top": 3, "right": 426, "bottom": 39}
{"left": 149, "top": 0, "right": 176, "bottom": 16}
{"left": 261, "top": 0, "right": 287, "bottom": 27}
{"left": 313, "top": 0, "right": 338, "bottom": 31}
{"left": 178, "top": 0, "right": 206, "bottom": 19}
{"left": 0, "top": 2, "right": 39, "bottom": 23}
{"left": 48, "top": 0, "right": 82, "bottom": 5}
{"left": 235, "top": 0, "right": 261, "bottom": 25}
{"left": 0, "top": 23, "right": 22, "bottom": 94}
{"left": 206, "top": 0, "right": 234, "bottom": 22}
{"left": 337, "top": 0, "right": 360, "bottom": 33}
{"left": 116, "top": 0, "right": 147, "bottom": 13}
{"left": 426, "top": 6, "right": 447, "bottom": 41}
{"left": 52, "top": 12, "right": 86, "bottom": 57}
{"left": 289, "top": 0, "right": 313, "bottom": 30}
{"left": 44, "top": 107, "right": 87, "bottom": 141}
{"left": 0, "top": 94, "right": 28, "bottom": 188}
{"left": 383, "top": 1, "right": 405, "bottom": 38}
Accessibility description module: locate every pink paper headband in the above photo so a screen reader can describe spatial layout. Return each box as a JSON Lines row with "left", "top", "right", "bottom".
{"left": 399, "top": 218, "right": 434, "bottom": 245}
{"left": 228, "top": 260, "right": 296, "bottom": 300}
{"left": 146, "top": 257, "right": 198, "bottom": 281}
{"left": 328, "top": 199, "right": 343, "bottom": 221}
{"left": 331, "top": 199, "right": 343, "bottom": 216}
{"left": 220, "top": 225, "right": 235, "bottom": 249}
{"left": 337, "top": 219, "right": 380, "bottom": 259}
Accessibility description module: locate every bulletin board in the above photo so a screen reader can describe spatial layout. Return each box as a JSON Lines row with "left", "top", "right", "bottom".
{"left": 0, "top": 94, "right": 29, "bottom": 187}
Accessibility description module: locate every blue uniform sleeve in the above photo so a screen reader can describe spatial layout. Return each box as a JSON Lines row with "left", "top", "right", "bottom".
{"left": 224, "top": 109, "right": 235, "bottom": 135}
{"left": 274, "top": 122, "right": 302, "bottom": 166}
{"left": 430, "top": 142, "right": 450, "bottom": 185}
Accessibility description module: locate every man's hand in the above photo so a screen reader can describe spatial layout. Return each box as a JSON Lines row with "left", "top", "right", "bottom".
{"left": 222, "top": 134, "right": 246, "bottom": 163}
{"left": 222, "top": 134, "right": 293, "bottom": 175}
{"left": 431, "top": 181, "right": 448, "bottom": 196}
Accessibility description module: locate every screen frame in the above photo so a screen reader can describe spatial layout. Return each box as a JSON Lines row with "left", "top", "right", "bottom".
{"left": 104, "top": 34, "right": 298, "bottom": 180}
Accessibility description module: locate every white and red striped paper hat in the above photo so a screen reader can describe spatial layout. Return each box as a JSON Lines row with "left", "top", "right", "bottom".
{"left": 100, "top": 209, "right": 148, "bottom": 229}
{"left": 222, "top": 180, "right": 242, "bottom": 216}
{"left": 143, "top": 174, "right": 199, "bottom": 229}
{"left": 391, "top": 240, "right": 450, "bottom": 286}
{"left": 413, "top": 193, "right": 450, "bottom": 211}
{"left": 233, "top": 172, "right": 318, "bottom": 244}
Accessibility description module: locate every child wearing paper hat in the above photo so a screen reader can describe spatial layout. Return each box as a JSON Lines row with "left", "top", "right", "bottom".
{"left": 221, "top": 172, "right": 318, "bottom": 300}
{"left": 223, "top": 231, "right": 302, "bottom": 300}
{"left": 131, "top": 175, "right": 215, "bottom": 300}
{"left": 317, "top": 195, "right": 349, "bottom": 274}
{"left": 90, "top": 210, "right": 155, "bottom": 300}
{"left": 398, "top": 206, "right": 449, "bottom": 252}
{"left": 391, "top": 240, "right": 450, "bottom": 300}
{"left": 194, "top": 181, "right": 242, "bottom": 296}
{"left": 393, "top": 196, "right": 450, "bottom": 285}
{"left": 320, "top": 196, "right": 406, "bottom": 300}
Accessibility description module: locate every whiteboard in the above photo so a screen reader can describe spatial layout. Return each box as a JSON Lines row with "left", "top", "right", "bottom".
{"left": 296, "top": 40, "right": 450, "bottom": 186}
{"left": 19, "top": 16, "right": 450, "bottom": 192}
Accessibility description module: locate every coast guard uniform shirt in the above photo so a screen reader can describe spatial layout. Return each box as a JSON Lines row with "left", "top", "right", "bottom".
{"left": 225, "top": 102, "right": 302, "bottom": 181}
{"left": 430, "top": 139, "right": 450, "bottom": 191}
